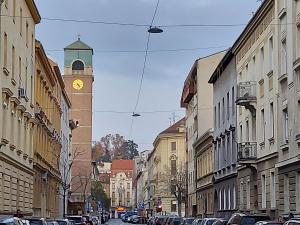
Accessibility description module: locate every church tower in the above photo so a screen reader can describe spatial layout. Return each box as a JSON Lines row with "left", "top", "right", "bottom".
{"left": 63, "top": 38, "right": 93, "bottom": 213}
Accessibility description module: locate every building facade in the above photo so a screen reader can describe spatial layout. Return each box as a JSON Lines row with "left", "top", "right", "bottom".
{"left": 193, "top": 51, "right": 225, "bottom": 218}
{"left": 63, "top": 38, "right": 94, "bottom": 213}
{"left": 208, "top": 50, "right": 237, "bottom": 219}
{"left": 232, "top": 0, "right": 279, "bottom": 218}
{"left": 147, "top": 119, "right": 186, "bottom": 216}
{"left": 110, "top": 160, "right": 134, "bottom": 209}
{"left": 32, "top": 41, "right": 64, "bottom": 217}
{"left": 181, "top": 65, "right": 198, "bottom": 217}
{"left": 0, "top": 0, "right": 40, "bottom": 215}
{"left": 59, "top": 89, "right": 75, "bottom": 217}
{"left": 275, "top": 0, "right": 300, "bottom": 217}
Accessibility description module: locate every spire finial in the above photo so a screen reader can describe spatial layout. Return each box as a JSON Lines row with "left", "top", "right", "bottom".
{"left": 77, "top": 33, "right": 81, "bottom": 41}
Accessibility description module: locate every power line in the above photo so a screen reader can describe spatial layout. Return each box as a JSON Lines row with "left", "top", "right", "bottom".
{"left": 46, "top": 45, "right": 228, "bottom": 53}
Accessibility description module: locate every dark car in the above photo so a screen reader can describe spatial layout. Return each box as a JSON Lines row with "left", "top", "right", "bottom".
{"left": 47, "top": 219, "right": 73, "bottom": 225}
{"left": 284, "top": 220, "right": 300, "bottom": 225}
{"left": 212, "top": 219, "right": 228, "bottom": 225}
{"left": 27, "top": 218, "right": 48, "bottom": 225}
{"left": 156, "top": 217, "right": 167, "bottom": 225}
{"left": 148, "top": 217, "right": 156, "bottom": 225}
{"left": 255, "top": 221, "right": 283, "bottom": 225}
{"left": 65, "top": 216, "right": 86, "bottom": 225}
{"left": 165, "top": 217, "right": 179, "bottom": 225}
{"left": 182, "top": 218, "right": 195, "bottom": 225}
{"left": 171, "top": 218, "right": 183, "bottom": 225}
{"left": 228, "top": 214, "right": 271, "bottom": 225}
{"left": 192, "top": 219, "right": 203, "bottom": 225}
{"left": 45, "top": 221, "right": 59, "bottom": 225}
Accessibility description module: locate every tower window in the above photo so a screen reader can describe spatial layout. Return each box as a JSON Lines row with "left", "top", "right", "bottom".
{"left": 72, "top": 60, "right": 84, "bottom": 70}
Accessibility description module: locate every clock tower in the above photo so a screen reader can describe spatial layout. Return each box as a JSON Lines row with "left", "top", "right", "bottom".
{"left": 63, "top": 38, "right": 93, "bottom": 212}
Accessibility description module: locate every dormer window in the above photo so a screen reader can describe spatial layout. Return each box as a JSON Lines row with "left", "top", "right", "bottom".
{"left": 72, "top": 60, "right": 84, "bottom": 71}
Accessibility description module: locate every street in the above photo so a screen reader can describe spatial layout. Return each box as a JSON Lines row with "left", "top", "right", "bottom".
{"left": 106, "top": 219, "right": 145, "bottom": 225}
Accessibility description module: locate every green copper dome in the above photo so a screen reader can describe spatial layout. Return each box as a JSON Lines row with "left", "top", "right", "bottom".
{"left": 64, "top": 38, "right": 93, "bottom": 68}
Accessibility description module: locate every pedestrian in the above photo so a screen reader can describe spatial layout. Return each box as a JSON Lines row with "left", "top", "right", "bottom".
{"left": 14, "top": 209, "right": 23, "bottom": 218}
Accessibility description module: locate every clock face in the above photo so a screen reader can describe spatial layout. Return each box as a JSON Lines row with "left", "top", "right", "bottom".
{"left": 72, "top": 79, "right": 84, "bottom": 90}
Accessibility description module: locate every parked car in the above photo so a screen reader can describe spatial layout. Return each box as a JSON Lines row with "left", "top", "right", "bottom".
{"left": 22, "top": 220, "right": 31, "bottom": 225}
{"left": 255, "top": 221, "right": 283, "bottom": 225}
{"left": 47, "top": 219, "right": 73, "bottom": 225}
{"left": 284, "top": 220, "right": 300, "bottom": 225}
{"left": 165, "top": 217, "right": 179, "bottom": 225}
{"left": 228, "top": 213, "right": 271, "bottom": 225}
{"left": 212, "top": 219, "right": 228, "bottom": 225}
{"left": 0, "top": 216, "right": 23, "bottom": 225}
{"left": 156, "top": 217, "right": 167, "bottom": 225}
{"left": 123, "top": 212, "right": 137, "bottom": 223}
{"left": 148, "top": 217, "right": 156, "bottom": 225}
{"left": 45, "top": 220, "right": 59, "bottom": 225}
{"left": 192, "top": 219, "right": 203, "bottom": 225}
{"left": 200, "top": 218, "right": 219, "bottom": 225}
{"left": 128, "top": 215, "right": 139, "bottom": 223}
{"left": 27, "top": 218, "right": 48, "bottom": 225}
{"left": 65, "top": 216, "right": 86, "bottom": 225}
{"left": 181, "top": 218, "right": 195, "bottom": 225}
{"left": 132, "top": 216, "right": 147, "bottom": 224}
{"left": 171, "top": 218, "right": 183, "bottom": 225}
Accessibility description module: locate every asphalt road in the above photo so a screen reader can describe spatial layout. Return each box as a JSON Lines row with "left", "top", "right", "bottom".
{"left": 106, "top": 219, "right": 145, "bottom": 225}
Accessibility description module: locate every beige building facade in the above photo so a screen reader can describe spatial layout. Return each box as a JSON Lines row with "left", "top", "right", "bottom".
{"left": 232, "top": 0, "right": 279, "bottom": 218}
{"left": 147, "top": 119, "right": 186, "bottom": 216}
{"left": 0, "top": 0, "right": 40, "bottom": 215}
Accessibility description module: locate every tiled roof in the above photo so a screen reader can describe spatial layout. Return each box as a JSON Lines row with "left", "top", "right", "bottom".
{"left": 64, "top": 38, "right": 93, "bottom": 51}
{"left": 159, "top": 118, "right": 185, "bottom": 135}
{"left": 111, "top": 160, "right": 134, "bottom": 171}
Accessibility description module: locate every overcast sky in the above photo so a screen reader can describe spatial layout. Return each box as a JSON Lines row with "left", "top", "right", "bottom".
{"left": 35, "top": 0, "right": 260, "bottom": 151}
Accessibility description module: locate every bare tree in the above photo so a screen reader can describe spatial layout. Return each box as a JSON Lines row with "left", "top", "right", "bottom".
{"left": 160, "top": 162, "right": 186, "bottom": 217}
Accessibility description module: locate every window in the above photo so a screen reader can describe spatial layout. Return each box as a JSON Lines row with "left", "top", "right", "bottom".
{"left": 223, "top": 188, "right": 226, "bottom": 210}
{"left": 218, "top": 102, "right": 220, "bottom": 127}
{"left": 171, "top": 200, "right": 177, "bottom": 212}
{"left": 112, "top": 183, "right": 115, "bottom": 189}
{"left": 281, "top": 40, "right": 287, "bottom": 75}
{"left": 240, "top": 124, "right": 243, "bottom": 142}
{"left": 261, "top": 109, "right": 265, "bottom": 142}
{"left": 4, "top": 33, "right": 8, "bottom": 68}
{"left": 72, "top": 60, "right": 84, "bottom": 70}
{"left": 259, "top": 79, "right": 264, "bottom": 98}
{"left": 283, "top": 109, "right": 288, "bottom": 141}
{"left": 233, "top": 185, "right": 236, "bottom": 209}
{"left": 270, "top": 103, "right": 274, "bottom": 138}
{"left": 12, "top": 46, "right": 15, "bottom": 79}
{"left": 228, "top": 187, "right": 231, "bottom": 209}
{"left": 171, "top": 160, "right": 176, "bottom": 176}
{"left": 227, "top": 92, "right": 230, "bottom": 121}
{"left": 232, "top": 87, "right": 235, "bottom": 115}
{"left": 26, "top": 22, "right": 29, "bottom": 46}
{"left": 171, "top": 142, "right": 176, "bottom": 151}
{"left": 239, "top": 181, "right": 244, "bottom": 209}
{"left": 214, "top": 106, "right": 216, "bottom": 129}
{"left": 246, "top": 180, "right": 250, "bottom": 209}
{"left": 260, "top": 47, "right": 265, "bottom": 75}
{"left": 127, "top": 192, "right": 130, "bottom": 202}
{"left": 269, "top": 37, "right": 273, "bottom": 71}
{"left": 246, "top": 120, "right": 249, "bottom": 142}
{"left": 261, "top": 174, "right": 266, "bottom": 209}
{"left": 297, "top": 172, "right": 300, "bottom": 212}
{"left": 284, "top": 174, "right": 289, "bottom": 212}
{"left": 222, "top": 98, "right": 225, "bottom": 124}
{"left": 4, "top": 0, "right": 8, "bottom": 8}
{"left": 20, "top": 8, "right": 23, "bottom": 35}
{"left": 127, "top": 183, "right": 130, "bottom": 189}
{"left": 219, "top": 189, "right": 222, "bottom": 210}
{"left": 13, "top": 0, "right": 16, "bottom": 22}
{"left": 270, "top": 171, "right": 276, "bottom": 208}
{"left": 19, "top": 57, "right": 21, "bottom": 81}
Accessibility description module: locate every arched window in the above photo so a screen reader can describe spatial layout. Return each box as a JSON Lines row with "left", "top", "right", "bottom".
{"left": 72, "top": 60, "right": 84, "bottom": 70}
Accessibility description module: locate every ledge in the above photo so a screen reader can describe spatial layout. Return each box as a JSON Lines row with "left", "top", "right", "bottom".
{"left": 293, "top": 57, "right": 300, "bottom": 70}
{"left": 280, "top": 142, "right": 289, "bottom": 151}
{"left": 268, "top": 137, "right": 275, "bottom": 145}
{"left": 3, "top": 67, "right": 9, "bottom": 76}
{"left": 11, "top": 78, "right": 17, "bottom": 86}
{"left": 9, "top": 144, "right": 16, "bottom": 151}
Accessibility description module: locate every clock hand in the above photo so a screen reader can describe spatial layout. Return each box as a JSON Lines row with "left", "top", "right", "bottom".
{"left": 77, "top": 83, "right": 81, "bottom": 88}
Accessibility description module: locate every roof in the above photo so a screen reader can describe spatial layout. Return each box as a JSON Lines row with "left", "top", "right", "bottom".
{"left": 64, "top": 38, "right": 93, "bottom": 53}
{"left": 208, "top": 48, "right": 232, "bottom": 84}
{"left": 159, "top": 118, "right": 185, "bottom": 135}
{"left": 111, "top": 160, "right": 134, "bottom": 171}
{"left": 25, "top": 0, "right": 41, "bottom": 24}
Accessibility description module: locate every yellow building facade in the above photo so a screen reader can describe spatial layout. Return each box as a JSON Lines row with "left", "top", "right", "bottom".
{"left": 32, "top": 41, "right": 64, "bottom": 217}
{"left": 148, "top": 119, "right": 186, "bottom": 216}
{"left": 0, "top": 0, "right": 40, "bottom": 215}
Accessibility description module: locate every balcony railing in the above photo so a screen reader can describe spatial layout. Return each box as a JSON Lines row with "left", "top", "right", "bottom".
{"left": 237, "top": 142, "right": 257, "bottom": 162}
{"left": 236, "top": 82, "right": 257, "bottom": 104}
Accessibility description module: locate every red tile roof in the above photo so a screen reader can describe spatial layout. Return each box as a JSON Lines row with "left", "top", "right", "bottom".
{"left": 111, "top": 160, "right": 134, "bottom": 171}
{"left": 159, "top": 118, "right": 185, "bottom": 135}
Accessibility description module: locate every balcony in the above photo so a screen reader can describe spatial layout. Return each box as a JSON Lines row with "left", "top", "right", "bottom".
{"left": 237, "top": 142, "right": 257, "bottom": 163}
{"left": 236, "top": 82, "right": 257, "bottom": 115}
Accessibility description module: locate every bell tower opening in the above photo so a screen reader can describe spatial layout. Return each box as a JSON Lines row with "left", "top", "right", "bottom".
{"left": 72, "top": 60, "right": 84, "bottom": 71}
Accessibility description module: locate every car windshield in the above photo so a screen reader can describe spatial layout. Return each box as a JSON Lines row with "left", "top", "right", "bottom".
{"left": 240, "top": 218, "right": 256, "bottom": 225}
{"left": 29, "top": 220, "right": 43, "bottom": 225}
{"left": 186, "top": 219, "right": 194, "bottom": 225}
{"left": 57, "top": 222, "right": 67, "bottom": 225}
{"left": 67, "top": 218, "right": 81, "bottom": 223}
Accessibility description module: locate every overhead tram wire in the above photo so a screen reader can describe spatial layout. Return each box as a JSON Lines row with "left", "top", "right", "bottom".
{"left": 129, "top": 0, "right": 161, "bottom": 139}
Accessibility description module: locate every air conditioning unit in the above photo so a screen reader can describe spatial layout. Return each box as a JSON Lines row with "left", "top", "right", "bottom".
{"left": 18, "top": 88, "right": 26, "bottom": 98}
